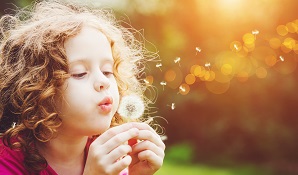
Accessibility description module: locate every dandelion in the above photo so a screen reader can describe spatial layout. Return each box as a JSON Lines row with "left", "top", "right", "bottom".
{"left": 118, "top": 95, "right": 145, "bottom": 121}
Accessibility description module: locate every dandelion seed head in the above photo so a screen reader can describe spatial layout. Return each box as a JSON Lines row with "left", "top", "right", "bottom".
{"left": 118, "top": 95, "right": 145, "bottom": 120}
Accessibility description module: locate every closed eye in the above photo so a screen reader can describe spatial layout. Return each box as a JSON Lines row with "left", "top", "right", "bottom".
{"left": 71, "top": 72, "right": 87, "bottom": 79}
{"left": 103, "top": 71, "right": 114, "bottom": 77}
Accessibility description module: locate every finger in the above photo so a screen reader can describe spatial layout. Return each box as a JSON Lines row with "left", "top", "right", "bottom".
{"left": 107, "top": 144, "right": 132, "bottom": 163}
{"left": 109, "top": 155, "right": 132, "bottom": 174}
{"left": 131, "top": 140, "right": 165, "bottom": 158}
{"left": 100, "top": 128, "right": 139, "bottom": 154}
{"left": 131, "top": 122, "right": 157, "bottom": 133}
{"left": 94, "top": 123, "right": 135, "bottom": 145}
{"left": 135, "top": 130, "right": 166, "bottom": 150}
{"left": 138, "top": 150, "right": 163, "bottom": 170}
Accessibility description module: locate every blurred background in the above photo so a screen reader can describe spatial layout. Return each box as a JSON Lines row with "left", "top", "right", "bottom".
{"left": 1, "top": 0, "right": 298, "bottom": 174}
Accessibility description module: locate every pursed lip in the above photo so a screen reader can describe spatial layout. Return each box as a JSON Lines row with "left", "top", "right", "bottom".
{"left": 98, "top": 96, "right": 113, "bottom": 113}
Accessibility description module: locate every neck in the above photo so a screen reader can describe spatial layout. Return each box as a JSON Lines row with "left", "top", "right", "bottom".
{"left": 37, "top": 134, "right": 89, "bottom": 175}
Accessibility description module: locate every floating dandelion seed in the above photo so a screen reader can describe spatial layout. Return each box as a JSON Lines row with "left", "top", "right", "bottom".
{"left": 174, "top": 57, "right": 181, "bottom": 67}
{"left": 252, "top": 29, "right": 259, "bottom": 39}
{"left": 177, "top": 85, "right": 186, "bottom": 94}
{"left": 205, "top": 62, "right": 211, "bottom": 70}
{"left": 167, "top": 103, "right": 175, "bottom": 110}
{"left": 195, "top": 47, "right": 202, "bottom": 55}
{"left": 143, "top": 79, "right": 149, "bottom": 84}
{"left": 156, "top": 63, "right": 162, "bottom": 71}
{"left": 234, "top": 44, "right": 239, "bottom": 51}
{"left": 279, "top": 56, "right": 285, "bottom": 62}
{"left": 170, "top": 103, "right": 175, "bottom": 110}
{"left": 160, "top": 81, "right": 167, "bottom": 90}
{"left": 11, "top": 122, "right": 16, "bottom": 128}
{"left": 118, "top": 95, "right": 145, "bottom": 121}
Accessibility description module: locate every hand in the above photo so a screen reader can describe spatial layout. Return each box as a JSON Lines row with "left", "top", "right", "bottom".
{"left": 128, "top": 122, "right": 166, "bottom": 175}
{"left": 83, "top": 123, "right": 139, "bottom": 175}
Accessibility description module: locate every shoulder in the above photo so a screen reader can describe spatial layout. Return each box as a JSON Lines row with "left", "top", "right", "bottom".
{"left": 0, "top": 138, "right": 28, "bottom": 174}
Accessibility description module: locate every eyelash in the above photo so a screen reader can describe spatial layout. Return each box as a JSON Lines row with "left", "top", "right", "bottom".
{"left": 71, "top": 72, "right": 87, "bottom": 79}
{"left": 103, "top": 71, "right": 114, "bottom": 77}
{"left": 71, "top": 71, "right": 114, "bottom": 79}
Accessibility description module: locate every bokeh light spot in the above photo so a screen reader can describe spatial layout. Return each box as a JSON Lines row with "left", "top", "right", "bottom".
{"left": 205, "top": 81, "right": 230, "bottom": 94}
{"left": 236, "top": 71, "right": 249, "bottom": 82}
{"left": 276, "top": 25, "right": 288, "bottom": 36}
{"left": 165, "top": 67, "right": 183, "bottom": 89}
{"left": 283, "top": 37, "right": 296, "bottom": 50}
{"left": 255, "top": 67, "right": 267, "bottom": 79}
{"left": 185, "top": 74, "right": 196, "bottom": 85}
{"left": 286, "top": 22, "right": 297, "bottom": 33}
{"left": 265, "top": 55, "right": 277, "bottom": 67}
{"left": 165, "top": 69, "right": 176, "bottom": 82}
{"left": 269, "top": 38, "right": 281, "bottom": 49}
{"left": 214, "top": 70, "right": 232, "bottom": 83}
{"left": 206, "top": 70, "right": 215, "bottom": 81}
{"left": 203, "top": 71, "right": 211, "bottom": 81}
{"left": 144, "top": 75, "right": 154, "bottom": 85}
{"left": 221, "top": 64, "right": 233, "bottom": 75}
{"left": 194, "top": 66, "right": 206, "bottom": 77}
{"left": 190, "top": 64, "right": 199, "bottom": 74}
{"left": 244, "top": 43, "right": 255, "bottom": 52}
{"left": 281, "top": 44, "right": 292, "bottom": 53}
{"left": 243, "top": 33, "right": 255, "bottom": 45}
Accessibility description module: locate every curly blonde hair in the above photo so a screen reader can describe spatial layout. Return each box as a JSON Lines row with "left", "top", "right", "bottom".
{"left": 0, "top": 0, "right": 153, "bottom": 173}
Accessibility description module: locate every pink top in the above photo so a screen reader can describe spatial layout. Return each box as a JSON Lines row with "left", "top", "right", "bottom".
{"left": 0, "top": 138, "right": 128, "bottom": 175}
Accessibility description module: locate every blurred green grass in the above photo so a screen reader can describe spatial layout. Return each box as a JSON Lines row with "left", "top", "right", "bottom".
{"left": 155, "top": 142, "right": 274, "bottom": 175}
{"left": 155, "top": 161, "right": 273, "bottom": 175}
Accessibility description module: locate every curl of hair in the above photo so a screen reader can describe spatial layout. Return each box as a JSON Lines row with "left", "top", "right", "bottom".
{"left": 0, "top": 0, "right": 157, "bottom": 173}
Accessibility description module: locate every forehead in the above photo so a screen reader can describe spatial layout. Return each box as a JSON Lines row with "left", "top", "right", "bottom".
{"left": 64, "top": 26, "right": 113, "bottom": 63}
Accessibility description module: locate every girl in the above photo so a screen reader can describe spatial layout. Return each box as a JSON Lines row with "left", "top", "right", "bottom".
{"left": 0, "top": 0, "right": 165, "bottom": 175}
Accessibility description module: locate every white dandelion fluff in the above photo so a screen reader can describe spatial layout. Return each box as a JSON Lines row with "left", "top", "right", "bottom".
{"left": 118, "top": 95, "right": 145, "bottom": 120}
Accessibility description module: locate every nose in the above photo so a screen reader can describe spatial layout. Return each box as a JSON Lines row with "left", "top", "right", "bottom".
{"left": 93, "top": 73, "right": 110, "bottom": 91}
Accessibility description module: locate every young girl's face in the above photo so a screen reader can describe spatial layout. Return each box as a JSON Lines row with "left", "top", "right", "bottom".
{"left": 55, "top": 26, "right": 120, "bottom": 136}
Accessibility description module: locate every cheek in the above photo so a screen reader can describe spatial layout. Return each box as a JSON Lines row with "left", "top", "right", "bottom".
{"left": 109, "top": 81, "right": 119, "bottom": 108}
